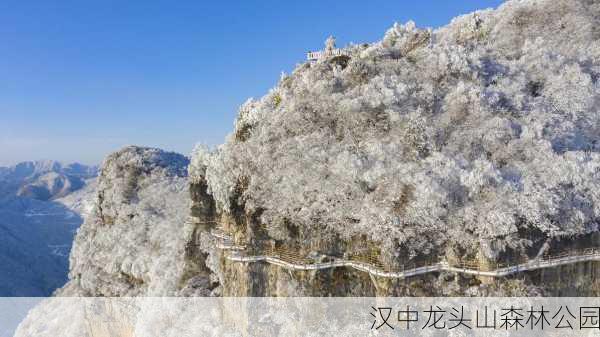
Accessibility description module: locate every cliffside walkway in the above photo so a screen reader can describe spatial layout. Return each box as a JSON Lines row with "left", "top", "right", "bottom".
{"left": 224, "top": 248, "right": 600, "bottom": 279}
{"left": 196, "top": 222, "right": 600, "bottom": 279}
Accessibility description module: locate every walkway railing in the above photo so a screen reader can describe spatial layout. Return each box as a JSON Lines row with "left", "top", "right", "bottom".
{"left": 186, "top": 218, "right": 600, "bottom": 279}
{"left": 307, "top": 49, "right": 349, "bottom": 61}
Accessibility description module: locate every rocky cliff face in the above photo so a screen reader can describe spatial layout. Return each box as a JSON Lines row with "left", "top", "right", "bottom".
{"left": 51, "top": 0, "right": 600, "bottom": 298}
{"left": 188, "top": 0, "right": 600, "bottom": 296}
{"left": 58, "top": 146, "right": 219, "bottom": 296}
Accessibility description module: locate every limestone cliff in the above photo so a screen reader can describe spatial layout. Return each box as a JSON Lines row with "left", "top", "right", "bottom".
{"left": 189, "top": 0, "right": 600, "bottom": 296}
{"left": 56, "top": 0, "right": 600, "bottom": 297}
{"left": 59, "top": 146, "right": 218, "bottom": 296}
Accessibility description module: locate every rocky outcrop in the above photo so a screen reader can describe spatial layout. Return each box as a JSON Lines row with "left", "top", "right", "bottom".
{"left": 58, "top": 146, "right": 216, "bottom": 296}
{"left": 33, "top": 0, "right": 600, "bottom": 298}
{"left": 189, "top": 0, "right": 600, "bottom": 296}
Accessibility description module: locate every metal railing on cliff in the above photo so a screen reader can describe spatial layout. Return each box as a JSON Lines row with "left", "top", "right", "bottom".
{"left": 186, "top": 218, "right": 600, "bottom": 279}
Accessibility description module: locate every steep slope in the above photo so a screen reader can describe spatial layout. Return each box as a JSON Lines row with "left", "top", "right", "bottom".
{"left": 58, "top": 146, "right": 212, "bottom": 296}
{"left": 189, "top": 0, "right": 600, "bottom": 295}
{"left": 0, "top": 197, "right": 82, "bottom": 296}
{"left": 13, "top": 0, "right": 600, "bottom": 300}
{"left": 55, "top": 178, "right": 97, "bottom": 217}
{"left": 0, "top": 162, "right": 97, "bottom": 296}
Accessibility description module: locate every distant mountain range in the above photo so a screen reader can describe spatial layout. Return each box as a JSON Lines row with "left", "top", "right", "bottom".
{"left": 0, "top": 161, "right": 97, "bottom": 201}
{"left": 0, "top": 160, "right": 97, "bottom": 296}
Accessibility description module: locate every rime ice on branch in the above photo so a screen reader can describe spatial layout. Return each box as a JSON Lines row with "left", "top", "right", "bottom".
{"left": 198, "top": 0, "right": 600, "bottom": 262}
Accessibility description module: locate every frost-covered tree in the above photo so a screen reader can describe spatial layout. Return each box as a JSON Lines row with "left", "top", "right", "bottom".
{"left": 62, "top": 146, "right": 198, "bottom": 296}
{"left": 191, "top": 0, "right": 600, "bottom": 260}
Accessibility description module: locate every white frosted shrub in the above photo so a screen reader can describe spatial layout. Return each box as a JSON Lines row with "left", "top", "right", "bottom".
{"left": 194, "top": 0, "right": 600, "bottom": 258}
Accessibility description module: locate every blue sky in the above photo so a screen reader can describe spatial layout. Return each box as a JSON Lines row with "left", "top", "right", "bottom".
{"left": 0, "top": 0, "right": 503, "bottom": 166}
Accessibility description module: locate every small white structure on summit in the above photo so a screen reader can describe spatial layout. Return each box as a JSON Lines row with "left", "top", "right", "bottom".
{"left": 307, "top": 36, "right": 349, "bottom": 62}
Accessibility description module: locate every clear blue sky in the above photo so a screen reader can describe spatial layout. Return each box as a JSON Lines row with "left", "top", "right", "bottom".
{"left": 0, "top": 0, "right": 504, "bottom": 166}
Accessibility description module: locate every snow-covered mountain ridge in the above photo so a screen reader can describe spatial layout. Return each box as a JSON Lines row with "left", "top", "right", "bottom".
{"left": 28, "top": 0, "right": 600, "bottom": 299}
{"left": 188, "top": 0, "right": 600, "bottom": 295}
{"left": 0, "top": 161, "right": 97, "bottom": 296}
{"left": 0, "top": 160, "right": 97, "bottom": 201}
{"left": 193, "top": 0, "right": 600, "bottom": 260}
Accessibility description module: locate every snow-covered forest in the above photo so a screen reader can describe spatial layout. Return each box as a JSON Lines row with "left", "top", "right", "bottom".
{"left": 192, "top": 0, "right": 600, "bottom": 258}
